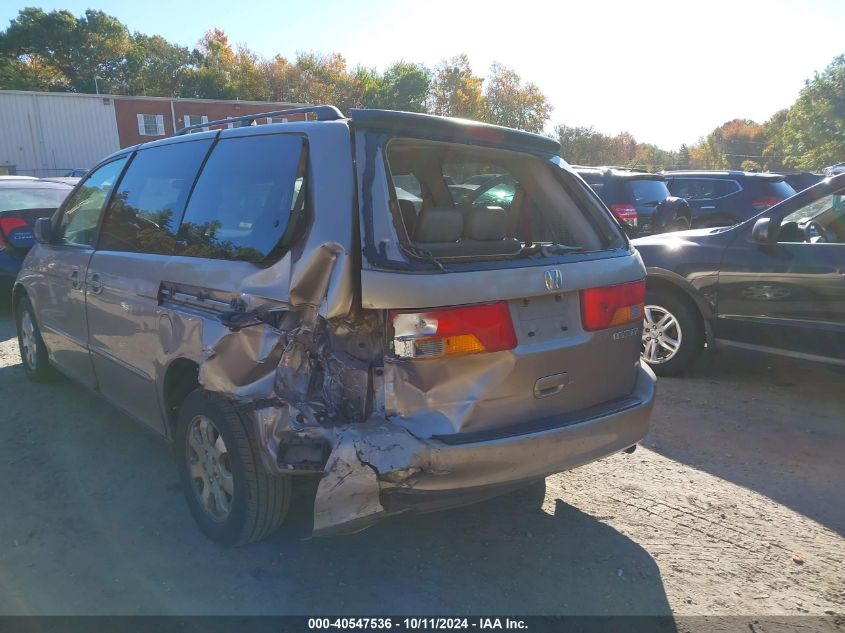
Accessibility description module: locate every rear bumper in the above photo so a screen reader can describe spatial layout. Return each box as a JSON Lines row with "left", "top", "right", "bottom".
{"left": 312, "top": 361, "right": 656, "bottom": 535}
{"left": 389, "top": 359, "right": 654, "bottom": 495}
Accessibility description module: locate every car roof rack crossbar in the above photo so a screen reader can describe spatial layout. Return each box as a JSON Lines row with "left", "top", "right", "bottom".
{"left": 175, "top": 105, "right": 344, "bottom": 136}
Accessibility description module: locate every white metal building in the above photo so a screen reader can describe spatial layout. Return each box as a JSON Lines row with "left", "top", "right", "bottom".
{"left": 0, "top": 90, "right": 302, "bottom": 177}
{"left": 0, "top": 90, "right": 121, "bottom": 177}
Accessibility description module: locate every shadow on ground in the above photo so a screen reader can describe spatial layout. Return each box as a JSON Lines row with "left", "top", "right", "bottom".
{"left": 644, "top": 347, "right": 845, "bottom": 536}
{"left": 0, "top": 305, "right": 672, "bottom": 616}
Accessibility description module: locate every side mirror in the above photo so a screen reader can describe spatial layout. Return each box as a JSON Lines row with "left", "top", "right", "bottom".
{"left": 751, "top": 217, "right": 775, "bottom": 244}
{"left": 34, "top": 217, "right": 53, "bottom": 244}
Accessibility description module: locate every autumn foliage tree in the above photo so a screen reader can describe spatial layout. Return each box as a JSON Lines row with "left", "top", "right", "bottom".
{"left": 2, "top": 8, "right": 843, "bottom": 168}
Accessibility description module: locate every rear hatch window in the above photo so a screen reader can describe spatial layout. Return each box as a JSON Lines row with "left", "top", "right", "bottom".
{"left": 625, "top": 179, "right": 670, "bottom": 207}
{"left": 747, "top": 179, "right": 796, "bottom": 210}
{"left": 384, "top": 139, "right": 622, "bottom": 263}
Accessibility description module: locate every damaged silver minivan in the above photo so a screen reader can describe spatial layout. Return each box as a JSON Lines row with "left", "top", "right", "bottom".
{"left": 14, "top": 106, "right": 655, "bottom": 545}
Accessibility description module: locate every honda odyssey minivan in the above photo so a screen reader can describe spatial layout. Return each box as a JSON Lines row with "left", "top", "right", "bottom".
{"left": 14, "top": 106, "right": 655, "bottom": 545}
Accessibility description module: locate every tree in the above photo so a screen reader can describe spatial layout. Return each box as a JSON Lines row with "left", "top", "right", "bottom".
{"left": 777, "top": 54, "right": 845, "bottom": 170}
{"left": 431, "top": 54, "right": 484, "bottom": 119}
{"left": 180, "top": 29, "right": 237, "bottom": 99}
{"left": 677, "top": 144, "right": 691, "bottom": 169}
{"left": 121, "top": 34, "right": 192, "bottom": 96}
{"left": 375, "top": 61, "right": 431, "bottom": 112}
{"left": 762, "top": 108, "right": 788, "bottom": 171}
{"left": 0, "top": 8, "right": 131, "bottom": 93}
{"left": 482, "top": 63, "right": 552, "bottom": 133}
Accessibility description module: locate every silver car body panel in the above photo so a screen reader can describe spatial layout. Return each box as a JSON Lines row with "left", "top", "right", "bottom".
{"left": 15, "top": 113, "right": 655, "bottom": 536}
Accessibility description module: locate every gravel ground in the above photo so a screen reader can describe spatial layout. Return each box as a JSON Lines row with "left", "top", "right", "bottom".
{"left": 0, "top": 298, "right": 842, "bottom": 618}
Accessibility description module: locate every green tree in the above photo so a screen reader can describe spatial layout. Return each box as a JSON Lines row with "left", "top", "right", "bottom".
{"left": 482, "top": 63, "right": 552, "bottom": 133}
{"left": 180, "top": 29, "right": 237, "bottom": 99}
{"left": 0, "top": 8, "right": 131, "bottom": 93}
{"left": 762, "top": 108, "right": 788, "bottom": 171}
{"left": 121, "top": 34, "right": 192, "bottom": 96}
{"left": 431, "top": 54, "right": 484, "bottom": 119}
{"left": 778, "top": 54, "right": 845, "bottom": 170}
{"left": 375, "top": 61, "right": 431, "bottom": 112}
{"left": 677, "top": 144, "right": 691, "bottom": 169}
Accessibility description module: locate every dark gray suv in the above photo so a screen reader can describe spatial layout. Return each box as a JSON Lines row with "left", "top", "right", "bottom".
{"left": 14, "top": 106, "right": 655, "bottom": 545}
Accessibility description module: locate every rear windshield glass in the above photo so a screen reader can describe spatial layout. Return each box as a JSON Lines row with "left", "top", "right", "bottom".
{"left": 626, "top": 179, "right": 670, "bottom": 205}
{"left": 0, "top": 187, "right": 69, "bottom": 212}
{"left": 385, "top": 139, "right": 619, "bottom": 262}
{"left": 751, "top": 180, "right": 796, "bottom": 201}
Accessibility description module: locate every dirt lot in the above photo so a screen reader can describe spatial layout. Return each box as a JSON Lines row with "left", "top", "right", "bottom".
{"left": 0, "top": 299, "right": 842, "bottom": 617}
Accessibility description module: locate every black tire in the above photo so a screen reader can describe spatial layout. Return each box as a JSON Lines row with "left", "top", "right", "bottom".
{"left": 174, "top": 389, "right": 291, "bottom": 546}
{"left": 668, "top": 216, "right": 691, "bottom": 232}
{"left": 641, "top": 288, "right": 704, "bottom": 376}
{"left": 15, "top": 295, "right": 57, "bottom": 382}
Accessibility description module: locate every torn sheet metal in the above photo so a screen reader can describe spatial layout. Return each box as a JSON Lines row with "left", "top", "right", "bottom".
{"left": 312, "top": 417, "right": 430, "bottom": 536}
{"left": 198, "top": 319, "right": 284, "bottom": 398}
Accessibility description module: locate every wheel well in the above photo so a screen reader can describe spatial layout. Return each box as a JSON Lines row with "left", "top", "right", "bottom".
{"left": 163, "top": 358, "right": 200, "bottom": 434}
{"left": 645, "top": 276, "right": 708, "bottom": 341}
{"left": 12, "top": 284, "right": 27, "bottom": 309}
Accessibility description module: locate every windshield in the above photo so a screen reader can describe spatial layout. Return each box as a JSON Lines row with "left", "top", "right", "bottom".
{"left": 0, "top": 187, "right": 69, "bottom": 212}
{"left": 384, "top": 140, "right": 622, "bottom": 262}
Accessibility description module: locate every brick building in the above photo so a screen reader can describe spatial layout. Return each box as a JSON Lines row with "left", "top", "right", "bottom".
{"left": 0, "top": 90, "right": 305, "bottom": 177}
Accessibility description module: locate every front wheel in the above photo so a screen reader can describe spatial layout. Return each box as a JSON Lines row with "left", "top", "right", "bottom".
{"left": 175, "top": 389, "right": 291, "bottom": 545}
{"left": 641, "top": 289, "right": 703, "bottom": 376}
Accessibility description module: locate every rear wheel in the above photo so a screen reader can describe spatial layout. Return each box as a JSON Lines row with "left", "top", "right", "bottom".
{"left": 15, "top": 296, "right": 56, "bottom": 382}
{"left": 175, "top": 389, "right": 291, "bottom": 545}
{"left": 641, "top": 289, "right": 703, "bottom": 376}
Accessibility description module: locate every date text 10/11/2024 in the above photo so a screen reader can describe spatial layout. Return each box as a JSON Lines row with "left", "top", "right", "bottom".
{"left": 307, "top": 618, "right": 528, "bottom": 630}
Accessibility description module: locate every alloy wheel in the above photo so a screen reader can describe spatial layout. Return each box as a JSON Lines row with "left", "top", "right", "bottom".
{"left": 642, "top": 304, "right": 682, "bottom": 364}
{"left": 19, "top": 310, "right": 37, "bottom": 369}
{"left": 186, "top": 415, "right": 234, "bottom": 521}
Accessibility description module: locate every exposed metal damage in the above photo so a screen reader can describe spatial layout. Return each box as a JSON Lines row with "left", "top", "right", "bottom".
{"left": 183, "top": 238, "right": 434, "bottom": 536}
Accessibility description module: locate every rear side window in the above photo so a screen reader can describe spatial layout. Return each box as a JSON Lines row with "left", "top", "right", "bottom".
{"left": 178, "top": 134, "right": 306, "bottom": 263}
{"left": 750, "top": 180, "right": 796, "bottom": 201}
{"left": 98, "top": 140, "right": 212, "bottom": 254}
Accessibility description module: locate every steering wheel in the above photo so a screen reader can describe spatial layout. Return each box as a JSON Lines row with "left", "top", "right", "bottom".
{"left": 804, "top": 220, "right": 829, "bottom": 243}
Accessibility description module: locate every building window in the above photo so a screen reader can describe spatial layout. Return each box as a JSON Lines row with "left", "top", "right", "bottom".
{"left": 136, "top": 114, "right": 165, "bottom": 136}
{"left": 184, "top": 115, "right": 209, "bottom": 131}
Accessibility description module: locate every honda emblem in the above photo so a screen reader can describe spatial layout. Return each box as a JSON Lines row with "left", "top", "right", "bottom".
{"left": 544, "top": 269, "right": 563, "bottom": 291}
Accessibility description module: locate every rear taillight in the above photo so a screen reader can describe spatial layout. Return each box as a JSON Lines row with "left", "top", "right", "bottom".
{"left": 581, "top": 280, "right": 646, "bottom": 332}
{"left": 392, "top": 302, "right": 517, "bottom": 360}
{"left": 751, "top": 196, "right": 782, "bottom": 211}
{"left": 610, "top": 204, "right": 638, "bottom": 228}
{"left": 0, "top": 215, "right": 28, "bottom": 249}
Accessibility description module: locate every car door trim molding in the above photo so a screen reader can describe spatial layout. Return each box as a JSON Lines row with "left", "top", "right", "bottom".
{"left": 715, "top": 338, "right": 845, "bottom": 367}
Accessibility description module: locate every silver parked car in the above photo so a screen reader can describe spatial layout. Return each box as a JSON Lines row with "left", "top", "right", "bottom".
{"left": 14, "top": 106, "right": 655, "bottom": 545}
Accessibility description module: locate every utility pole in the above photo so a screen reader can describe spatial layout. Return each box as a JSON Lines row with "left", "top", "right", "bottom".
{"left": 94, "top": 75, "right": 101, "bottom": 95}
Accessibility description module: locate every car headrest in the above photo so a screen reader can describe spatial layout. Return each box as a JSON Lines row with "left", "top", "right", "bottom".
{"left": 464, "top": 206, "right": 507, "bottom": 241}
{"left": 413, "top": 208, "right": 463, "bottom": 243}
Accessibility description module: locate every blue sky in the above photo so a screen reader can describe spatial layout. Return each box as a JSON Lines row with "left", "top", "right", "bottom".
{"left": 3, "top": 0, "right": 845, "bottom": 149}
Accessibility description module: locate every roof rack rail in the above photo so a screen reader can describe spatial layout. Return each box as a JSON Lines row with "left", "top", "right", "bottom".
{"left": 175, "top": 104, "right": 344, "bottom": 136}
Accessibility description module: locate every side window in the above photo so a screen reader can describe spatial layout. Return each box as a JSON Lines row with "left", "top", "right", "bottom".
{"left": 98, "top": 139, "right": 212, "bottom": 255}
{"left": 714, "top": 180, "right": 740, "bottom": 197}
{"left": 178, "top": 134, "right": 306, "bottom": 263}
{"left": 670, "top": 178, "right": 718, "bottom": 200}
{"left": 58, "top": 157, "right": 128, "bottom": 247}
